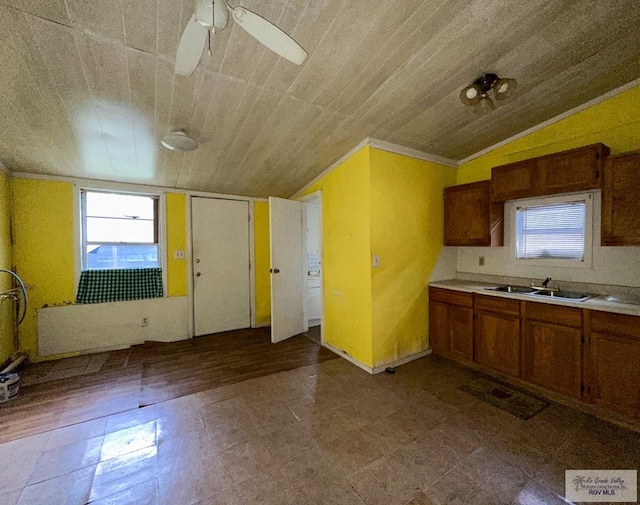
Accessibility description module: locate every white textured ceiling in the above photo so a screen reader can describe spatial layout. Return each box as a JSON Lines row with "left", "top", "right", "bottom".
{"left": 1, "top": 0, "right": 639, "bottom": 197}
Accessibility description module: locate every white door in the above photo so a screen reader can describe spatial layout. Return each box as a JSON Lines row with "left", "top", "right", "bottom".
{"left": 192, "top": 197, "right": 251, "bottom": 336}
{"left": 269, "top": 197, "right": 305, "bottom": 343}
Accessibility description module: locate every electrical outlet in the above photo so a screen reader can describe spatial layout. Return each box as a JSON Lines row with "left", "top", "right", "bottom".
{"left": 478, "top": 256, "right": 485, "bottom": 266}
{"left": 141, "top": 317, "right": 149, "bottom": 327}
{"left": 174, "top": 250, "right": 185, "bottom": 259}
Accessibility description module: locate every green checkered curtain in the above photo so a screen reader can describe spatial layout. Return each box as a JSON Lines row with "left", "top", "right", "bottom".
{"left": 76, "top": 268, "right": 163, "bottom": 304}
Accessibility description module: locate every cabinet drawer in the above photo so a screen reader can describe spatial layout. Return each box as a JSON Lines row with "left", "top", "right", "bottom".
{"left": 475, "top": 294, "right": 520, "bottom": 316}
{"left": 591, "top": 311, "right": 640, "bottom": 339}
{"left": 429, "top": 287, "right": 473, "bottom": 307}
{"left": 524, "top": 302, "right": 582, "bottom": 328}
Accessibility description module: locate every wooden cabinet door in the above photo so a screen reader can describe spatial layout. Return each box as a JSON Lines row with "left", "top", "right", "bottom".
{"left": 537, "top": 144, "right": 608, "bottom": 196}
{"left": 602, "top": 152, "right": 640, "bottom": 245}
{"left": 444, "top": 181, "right": 503, "bottom": 246}
{"left": 590, "top": 331, "right": 640, "bottom": 420}
{"left": 429, "top": 300, "right": 450, "bottom": 353}
{"left": 491, "top": 159, "right": 537, "bottom": 202}
{"left": 475, "top": 310, "right": 521, "bottom": 377}
{"left": 449, "top": 306, "right": 473, "bottom": 362}
{"left": 523, "top": 320, "right": 582, "bottom": 399}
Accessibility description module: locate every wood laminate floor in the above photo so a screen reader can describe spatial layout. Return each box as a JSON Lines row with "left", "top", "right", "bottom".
{"left": 0, "top": 327, "right": 337, "bottom": 444}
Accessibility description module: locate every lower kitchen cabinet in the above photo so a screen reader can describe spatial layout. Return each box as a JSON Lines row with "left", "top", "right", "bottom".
{"left": 428, "top": 287, "right": 473, "bottom": 362}
{"left": 449, "top": 305, "right": 474, "bottom": 361}
{"left": 429, "top": 300, "right": 450, "bottom": 353}
{"left": 429, "top": 285, "right": 640, "bottom": 425}
{"left": 474, "top": 295, "right": 521, "bottom": 377}
{"left": 588, "top": 311, "right": 640, "bottom": 420}
{"left": 523, "top": 302, "right": 583, "bottom": 399}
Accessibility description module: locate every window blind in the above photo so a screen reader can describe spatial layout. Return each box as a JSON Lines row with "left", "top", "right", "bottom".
{"left": 515, "top": 201, "right": 586, "bottom": 261}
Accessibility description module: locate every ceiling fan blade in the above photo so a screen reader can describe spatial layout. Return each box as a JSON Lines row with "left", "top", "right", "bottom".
{"left": 231, "top": 7, "right": 307, "bottom": 65}
{"left": 175, "top": 16, "right": 208, "bottom": 76}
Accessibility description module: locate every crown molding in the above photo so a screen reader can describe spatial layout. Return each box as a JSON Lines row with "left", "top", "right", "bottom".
{"left": 292, "top": 137, "right": 457, "bottom": 198}
{"left": 0, "top": 161, "right": 11, "bottom": 177}
{"left": 291, "top": 138, "right": 371, "bottom": 198}
{"left": 367, "top": 138, "right": 458, "bottom": 167}
{"left": 8, "top": 171, "right": 269, "bottom": 202}
{"left": 458, "top": 77, "right": 640, "bottom": 166}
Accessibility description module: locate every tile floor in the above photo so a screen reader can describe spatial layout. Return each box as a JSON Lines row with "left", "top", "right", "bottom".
{"left": 1, "top": 354, "right": 638, "bottom": 505}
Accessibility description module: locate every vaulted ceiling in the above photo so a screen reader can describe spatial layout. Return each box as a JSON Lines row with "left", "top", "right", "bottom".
{"left": 1, "top": 0, "right": 639, "bottom": 197}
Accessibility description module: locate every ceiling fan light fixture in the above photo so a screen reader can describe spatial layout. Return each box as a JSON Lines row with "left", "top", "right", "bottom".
{"left": 161, "top": 132, "right": 199, "bottom": 152}
{"left": 460, "top": 73, "right": 516, "bottom": 111}
{"left": 473, "top": 94, "right": 496, "bottom": 114}
{"left": 460, "top": 84, "right": 481, "bottom": 106}
{"left": 494, "top": 77, "right": 517, "bottom": 100}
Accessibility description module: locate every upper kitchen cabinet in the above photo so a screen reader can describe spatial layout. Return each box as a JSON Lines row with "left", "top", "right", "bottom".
{"left": 602, "top": 151, "right": 640, "bottom": 245}
{"left": 491, "top": 143, "right": 610, "bottom": 202}
{"left": 537, "top": 143, "right": 609, "bottom": 196}
{"left": 444, "top": 181, "right": 504, "bottom": 247}
{"left": 491, "top": 159, "right": 537, "bottom": 202}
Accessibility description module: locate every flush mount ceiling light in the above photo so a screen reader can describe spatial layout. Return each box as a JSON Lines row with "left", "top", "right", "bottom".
{"left": 460, "top": 73, "right": 517, "bottom": 113}
{"left": 160, "top": 131, "right": 199, "bottom": 152}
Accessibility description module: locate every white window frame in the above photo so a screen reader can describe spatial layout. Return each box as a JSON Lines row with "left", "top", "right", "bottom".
{"left": 507, "top": 191, "right": 594, "bottom": 269}
{"left": 76, "top": 186, "right": 167, "bottom": 295}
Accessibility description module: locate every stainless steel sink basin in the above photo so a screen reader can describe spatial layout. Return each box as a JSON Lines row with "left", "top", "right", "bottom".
{"left": 527, "top": 290, "right": 594, "bottom": 302}
{"left": 485, "top": 285, "right": 594, "bottom": 301}
{"left": 485, "top": 285, "right": 537, "bottom": 294}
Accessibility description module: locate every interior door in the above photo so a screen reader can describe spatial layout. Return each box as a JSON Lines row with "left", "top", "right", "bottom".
{"left": 192, "top": 197, "right": 251, "bottom": 336}
{"left": 269, "top": 197, "right": 305, "bottom": 343}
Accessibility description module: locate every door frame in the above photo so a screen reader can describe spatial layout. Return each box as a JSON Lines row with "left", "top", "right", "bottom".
{"left": 187, "top": 195, "right": 257, "bottom": 338}
{"left": 299, "top": 191, "right": 324, "bottom": 346}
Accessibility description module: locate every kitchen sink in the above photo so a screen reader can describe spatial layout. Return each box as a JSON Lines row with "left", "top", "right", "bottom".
{"left": 528, "top": 290, "right": 594, "bottom": 302}
{"left": 485, "top": 285, "right": 594, "bottom": 302}
{"left": 486, "top": 285, "right": 537, "bottom": 294}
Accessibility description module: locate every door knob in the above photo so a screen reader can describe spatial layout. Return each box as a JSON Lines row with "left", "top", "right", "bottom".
{"left": 270, "top": 268, "right": 280, "bottom": 274}
{"left": 196, "top": 272, "right": 201, "bottom": 277}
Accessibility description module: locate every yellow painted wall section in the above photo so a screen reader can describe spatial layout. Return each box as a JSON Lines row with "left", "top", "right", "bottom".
{"left": 0, "top": 171, "right": 14, "bottom": 364}
{"left": 166, "top": 192, "right": 188, "bottom": 297}
{"left": 12, "top": 179, "right": 76, "bottom": 358}
{"left": 458, "top": 84, "right": 640, "bottom": 184}
{"left": 300, "top": 146, "right": 374, "bottom": 367}
{"left": 370, "top": 149, "right": 457, "bottom": 367}
{"left": 253, "top": 202, "right": 271, "bottom": 326}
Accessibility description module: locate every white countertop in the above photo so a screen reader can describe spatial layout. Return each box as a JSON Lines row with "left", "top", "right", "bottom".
{"left": 429, "top": 279, "right": 640, "bottom": 317}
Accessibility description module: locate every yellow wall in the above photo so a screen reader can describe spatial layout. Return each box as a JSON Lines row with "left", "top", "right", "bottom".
{"left": 300, "top": 146, "right": 374, "bottom": 367}
{"left": 0, "top": 171, "right": 14, "bottom": 364}
{"left": 370, "top": 149, "right": 456, "bottom": 367}
{"left": 458, "top": 84, "right": 640, "bottom": 184}
{"left": 166, "top": 192, "right": 187, "bottom": 297}
{"left": 12, "top": 179, "right": 76, "bottom": 358}
{"left": 253, "top": 202, "right": 271, "bottom": 326}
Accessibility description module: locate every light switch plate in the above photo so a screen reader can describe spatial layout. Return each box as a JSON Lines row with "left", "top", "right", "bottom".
{"left": 372, "top": 254, "right": 380, "bottom": 268}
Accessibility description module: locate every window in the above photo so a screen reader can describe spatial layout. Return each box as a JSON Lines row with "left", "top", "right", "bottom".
{"left": 511, "top": 193, "right": 593, "bottom": 267}
{"left": 82, "top": 190, "right": 160, "bottom": 270}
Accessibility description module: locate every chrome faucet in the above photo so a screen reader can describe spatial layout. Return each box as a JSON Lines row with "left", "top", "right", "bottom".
{"left": 531, "top": 277, "right": 559, "bottom": 292}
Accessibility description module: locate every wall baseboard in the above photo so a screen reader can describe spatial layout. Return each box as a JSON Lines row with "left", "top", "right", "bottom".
{"left": 372, "top": 349, "right": 432, "bottom": 374}
{"left": 323, "top": 342, "right": 374, "bottom": 374}
{"left": 323, "top": 343, "right": 433, "bottom": 375}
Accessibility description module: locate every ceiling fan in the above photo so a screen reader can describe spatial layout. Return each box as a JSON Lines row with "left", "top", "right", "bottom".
{"left": 175, "top": 0, "right": 308, "bottom": 76}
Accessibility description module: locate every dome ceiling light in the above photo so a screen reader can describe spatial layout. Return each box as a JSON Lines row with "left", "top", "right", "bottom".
{"left": 460, "top": 73, "right": 517, "bottom": 113}
{"left": 160, "top": 131, "right": 199, "bottom": 152}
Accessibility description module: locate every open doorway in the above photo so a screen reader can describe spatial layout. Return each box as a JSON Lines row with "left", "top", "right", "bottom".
{"left": 302, "top": 192, "right": 323, "bottom": 345}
